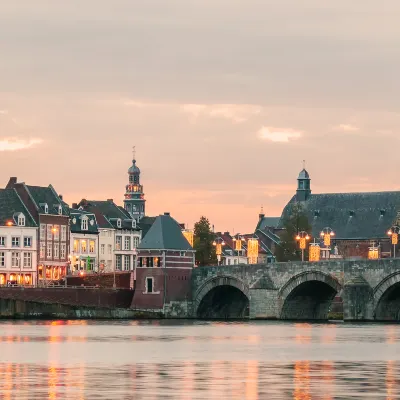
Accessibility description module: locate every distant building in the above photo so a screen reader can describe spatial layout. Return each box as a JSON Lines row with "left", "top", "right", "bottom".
{"left": 6, "top": 178, "right": 70, "bottom": 284}
{"left": 0, "top": 188, "right": 38, "bottom": 285}
{"left": 123, "top": 152, "right": 146, "bottom": 221}
{"left": 279, "top": 168, "right": 400, "bottom": 259}
{"left": 133, "top": 212, "right": 194, "bottom": 310}
{"left": 77, "top": 199, "right": 141, "bottom": 272}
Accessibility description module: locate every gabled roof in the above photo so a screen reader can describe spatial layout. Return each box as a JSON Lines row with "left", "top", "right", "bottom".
{"left": 138, "top": 214, "right": 193, "bottom": 250}
{"left": 280, "top": 191, "right": 400, "bottom": 240}
{"left": 256, "top": 216, "right": 281, "bottom": 231}
{"left": 0, "top": 189, "right": 37, "bottom": 227}
{"left": 69, "top": 209, "right": 99, "bottom": 234}
{"left": 25, "top": 184, "right": 67, "bottom": 215}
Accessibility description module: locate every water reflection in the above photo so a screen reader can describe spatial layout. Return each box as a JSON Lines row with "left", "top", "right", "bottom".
{"left": 0, "top": 321, "right": 399, "bottom": 399}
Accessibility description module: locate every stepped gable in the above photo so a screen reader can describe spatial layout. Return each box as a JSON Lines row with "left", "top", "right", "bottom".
{"left": 138, "top": 213, "right": 193, "bottom": 250}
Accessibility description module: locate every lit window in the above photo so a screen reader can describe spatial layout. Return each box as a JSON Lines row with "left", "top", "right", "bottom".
{"left": 89, "top": 240, "right": 95, "bottom": 253}
{"left": 146, "top": 277, "right": 154, "bottom": 293}
{"left": 24, "top": 237, "right": 32, "bottom": 247}
{"left": 53, "top": 225, "right": 59, "bottom": 240}
{"left": 73, "top": 240, "right": 79, "bottom": 253}
{"left": 81, "top": 240, "right": 87, "bottom": 253}
{"left": 11, "top": 252, "right": 20, "bottom": 267}
{"left": 81, "top": 217, "right": 88, "bottom": 231}
{"left": 18, "top": 214, "right": 25, "bottom": 226}
{"left": 11, "top": 237, "right": 20, "bottom": 247}
{"left": 47, "top": 225, "right": 53, "bottom": 240}
{"left": 23, "top": 253, "right": 32, "bottom": 268}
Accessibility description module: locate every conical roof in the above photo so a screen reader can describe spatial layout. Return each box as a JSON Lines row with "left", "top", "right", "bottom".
{"left": 128, "top": 160, "right": 140, "bottom": 174}
{"left": 138, "top": 214, "right": 193, "bottom": 250}
{"left": 298, "top": 168, "right": 310, "bottom": 179}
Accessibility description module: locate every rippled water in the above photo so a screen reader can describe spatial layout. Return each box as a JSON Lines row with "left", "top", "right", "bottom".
{"left": 0, "top": 320, "right": 399, "bottom": 399}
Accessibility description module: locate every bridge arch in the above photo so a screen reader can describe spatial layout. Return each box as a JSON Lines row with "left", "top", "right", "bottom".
{"left": 194, "top": 275, "right": 250, "bottom": 319}
{"left": 279, "top": 271, "right": 342, "bottom": 320}
{"left": 374, "top": 272, "right": 400, "bottom": 321}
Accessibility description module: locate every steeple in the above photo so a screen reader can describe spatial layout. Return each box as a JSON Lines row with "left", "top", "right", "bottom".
{"left": 124, "top": 147, "right": 146, "bottom": 220}
{"left": 296, "top": 160, "right": 311, "bottom": 201}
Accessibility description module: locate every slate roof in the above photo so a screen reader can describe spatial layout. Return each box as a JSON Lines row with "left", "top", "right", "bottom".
{"left": 0, "top": 189, "right": 37, "bottom": 227}
{"left": 280, "top": 191, "right": 400, "bottom": 240}
{"left": 256, "top": 216, "right": 281, "bottom": 231}
{"left": 69, "top": 209, "right": 99, "bottom": 234}
{"left": 26, "top": 185, "right": 67, "bottom": 215}
{"left": 139, "top": 216, "right": 157, "bottom": 238}
{"left": 138, "top": 214, "right": 193, "bottom": 250}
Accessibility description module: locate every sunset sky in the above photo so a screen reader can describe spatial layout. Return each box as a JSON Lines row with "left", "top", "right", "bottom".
{"left": 1, "top": 1, "right": 399, "bottom": 233}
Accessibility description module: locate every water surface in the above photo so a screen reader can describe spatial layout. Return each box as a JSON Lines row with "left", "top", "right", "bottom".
{"left": 0, "top": 320, "right": 399, "bottom": 399}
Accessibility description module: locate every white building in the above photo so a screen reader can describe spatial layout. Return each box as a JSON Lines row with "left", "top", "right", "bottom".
{"left": 0, "top": 189, "right": 38, "bottom": 285}
{"left": 76, "top": 199, "right": 141, "bottom": 272}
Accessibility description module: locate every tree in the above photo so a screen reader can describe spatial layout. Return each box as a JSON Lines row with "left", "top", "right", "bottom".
{"left": 275, "top": 202, "right": 312, "bottom": 262}
{"left": 194, "top": 216, "right": 217, "bottom": 266}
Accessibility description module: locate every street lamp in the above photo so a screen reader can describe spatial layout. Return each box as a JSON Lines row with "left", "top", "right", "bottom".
{"left": 387, "top": 226, "right": 400, "bottom": 258}
{"left": 232, "top": 234, "right": 245, "bottom": 264}
{"left": 212, "top": 238, "right": 225, "bottom": 266}
{"left": 296, "top": 231, "right": 311, "bottom": 262}
{"left": 320, "top": 227, "right": 335, "bottom": 259}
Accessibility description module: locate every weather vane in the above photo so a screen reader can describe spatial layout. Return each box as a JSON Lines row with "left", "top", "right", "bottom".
{"left": 132, "top": 146, "right": 136, "bottom": 161}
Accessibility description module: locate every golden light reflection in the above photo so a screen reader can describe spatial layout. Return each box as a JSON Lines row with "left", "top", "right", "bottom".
{"left": 246, "top": 360, "right": 258, "bottom": 400}
{"left": 293, "top": 361, "right": 310, "bottom": 400}
{"left": 386, "top": 326, "right": 397, "bottom": 344}
{"left": 181, "top": 361, "right": 194, "bottom": 399}
{"left": 386, "top": 360, "right": 396, "bottom": 400}
{"left": 48, "top": 365, "right": 58, "bottom": 400}
{"left": 295, "top": 323, "right": 312, "bottom": 344}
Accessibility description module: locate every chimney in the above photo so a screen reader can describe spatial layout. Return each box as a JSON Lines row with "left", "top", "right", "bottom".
{"left": 224, "top": 231, "right": 230, "bottom": 236}
{"left": 72, "top": 203, "right": 78, "bottom": 209}
{"left": 59, "top": 194, "right": 63, "bottom": 200}
{"left": 164, "top": 212, "right": 170, "bottom": 216}
{"left": 6, "top": 177, "right": 17, "bottom": 189}
{"left": 107, "top": 199, "right": 113, "bottom": 203}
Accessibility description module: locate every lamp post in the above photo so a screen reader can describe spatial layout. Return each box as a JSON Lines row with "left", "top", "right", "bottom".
{"left": 387, "top": 226, "right": 400, "bottom": 258}
{"left": 247, "top": 237, "right": 259, "bottom": 265}
{"left": 212, "top": 238, "right": 225, "bottom": 266}
{"left": 232, "top": 234, "right": 245, "bottom": 264}
{"left": 320, "top": 227, "right": 335, "bottom": 259}
{"left": 296, "top": 231, "right": 310, "bottom": 262}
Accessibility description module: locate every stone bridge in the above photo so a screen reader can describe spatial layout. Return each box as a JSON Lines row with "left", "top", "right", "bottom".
{"left": 191, "top": 258, "right": 400, "bottom": 321}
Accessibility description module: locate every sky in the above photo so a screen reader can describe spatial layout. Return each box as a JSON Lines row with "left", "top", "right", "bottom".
{"left": 1, "top": 1, "right": 400, "bottom": 233}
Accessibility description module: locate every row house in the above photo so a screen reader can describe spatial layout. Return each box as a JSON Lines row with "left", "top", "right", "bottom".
{"left": 6, "top": 177, "right": 70, "bottom": 284}
{"left": 69, "top": 208, "right": 99, "bottom": 273}
{"left": 76, "top": 199, "right": 141, "bottom": 272}
{"left": 0, "top": 189, "right": 38, "bottom": 285}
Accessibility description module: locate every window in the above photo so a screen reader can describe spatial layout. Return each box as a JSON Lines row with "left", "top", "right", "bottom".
{"left": 47, "top": 225, "right": 53, "bottom": 240}
{"left": 108, "top": 244, "right": 112, "bottom": 254}
{"left": 81, "top": 240, "right": 87, "bottom": 253}
{"left": 23, "top": 253, "right": 32, "bottom": 268}
{"left": 89, "top": 240, "right": 95, "bottom": 253}
{"left": 44, "top": 203, "right": 48, "bottom": 213}
{"left": 53, "top": 225, "right": 59, "bottom": 240}
{"left": 132, "top": 220, "right": 136, "bottom": 228}
{"left": 23, "top": 237, "right": 32, "bottom": 247}
{"left": 116, "top": 255, "right": 122, "bottom": 270}
{"left": 58, "top": 205, "right": 63, "bottom": 215}
{"left": 60, "top": 244, "right": 66, "bottom": 259}
{"left": 11, "top": 252, "right": 20, "bottom": 267}
{"left": 12, "top": 237, "right": 20, "bottom": 247}
{"left": 117, "top": 219, "right": 122, "bottom": 228}
{"left": 124, "top": 236, "right": 131, "bottom": 251}
{"left": 47, "top": 245, "right": 52, "bottom": 259}
{"left": 0, "top": 237, "right": 5, "bottom": 247}
{"left": 124, "top": 255, "right": 131, "bottom": 270}
{"left": 40, "top": 242, "right": 45, "bottom": 258}
{"left": 61, "top": 225, "right": 67, "bottom": 241}
{"left": 0, "top": 252, "right": 5, "bottom": 267}
{"left": 101, "top": 244, "right": 105, "bottom": 255}
{"left": 54, "top": 243, "right": 59, "bottom": 259}
{"left": 81, "top": 217, "right": 88, "bottom": 231}
{"left": 73, "top": 240, "right": 79, "bottom": 253}
{"left": 146, "top": 277, "right": 154, "bottom": 293}
{"left": 18, "top": 214, "right": 25, "bottom": 226}
{"left": 115, "top": 236, "right": 122, "bottom": 250}
{"left": 40, "top": 224, "right": 46, "bottom": 239}
{"left": 133, "top": 237, "right": 139, "bottom": 248}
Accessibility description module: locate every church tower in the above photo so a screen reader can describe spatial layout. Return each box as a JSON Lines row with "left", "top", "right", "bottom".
{"left": 296, "top": 162, "right": 311, "bottom": 202}
{"left": 124, "top": 147, "right": 146, "bottom": 221}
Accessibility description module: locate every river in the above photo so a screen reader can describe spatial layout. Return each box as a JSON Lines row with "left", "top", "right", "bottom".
{"left": 0, "top": 320, "right": 399, "bottom": 399}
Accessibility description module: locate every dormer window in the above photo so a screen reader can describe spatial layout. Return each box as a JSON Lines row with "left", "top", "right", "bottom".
{"left": 132, "top": 220, "right": 136, "bottom": 229}
{"left": 117, "top": 219, "right": 122, "bottom": 228}
{"left": 314, "top": 210, "right": 320, "bottom": 217}
{"left": 380, "top": 209, "right": 386, "bottom": 217}
{"left": 44, "top": 204, "right": 48, "bottom": 214}
{"left": 58, "top": 205, "right": 62, "bottom": 215}
{"left": 81, "top": 216, "right": 88, "bottom": 231}
{"left": 349, "top": 210, "right": 355, "bottom": 217}
{"left": 17, "top": 214, "right": 25, "bottom": 226}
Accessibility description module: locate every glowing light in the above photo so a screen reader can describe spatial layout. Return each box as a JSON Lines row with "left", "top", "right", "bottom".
{"left": 309, "top": 244, "right": 320, "bottom": 262}
{"left": 392, "top": 233, "right": 398, "bottom": 245}
{"left": 182, "top": 230, "right": 194, "bottom": 247}
{"left": 6, "top": 221, "right": 13, "bottom": 226}
{"left": 215, "top": 243, "right": 222, "bottom": 256}
{"left": 299, "top": 238, "right": 306, "bottom": 250}
{"left": 235, "top": 239, "right": 242, "bottom": 251}
{"left": 324, "top": 234, "right": 331, "bottom": 247}
{"left": 247, "top": 238, "right": 259, "bottom": 264}
{"left": 296, "top": 235, "right": 301, "bottom": 240}
{"left": 368, "top": 247, "right": 379, "bottom": 260}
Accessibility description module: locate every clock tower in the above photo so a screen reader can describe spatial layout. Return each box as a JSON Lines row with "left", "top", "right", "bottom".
{"left": 124, "top": 147, "right": 146, "bottom": 221}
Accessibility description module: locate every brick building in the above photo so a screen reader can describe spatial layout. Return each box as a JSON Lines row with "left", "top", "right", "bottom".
{"left": 132, "top": 212, "right": 194, "bottom": 310}
{"left": 6, "top": 177, "right": 70, "bottom": 284}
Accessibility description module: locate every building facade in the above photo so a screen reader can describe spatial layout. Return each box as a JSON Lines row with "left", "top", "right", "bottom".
{"left": 77, "top": 199, "right": 141, "bottom": 272}
{"left": 0, "top": 189, "right": 38, "bottom": 285}
{"left": 123, "top": 154, "right": 146, "bottom": 221}
{"left": 6, "top": 178, "right": 70, "bottom": 284}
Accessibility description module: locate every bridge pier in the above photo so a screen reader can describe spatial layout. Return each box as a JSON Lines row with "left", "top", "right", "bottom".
{"left": 249, "top": 289, "right": 278, "bottom": 319}
{"left": 342, "top": 276, "right": 374, "bottom": 321}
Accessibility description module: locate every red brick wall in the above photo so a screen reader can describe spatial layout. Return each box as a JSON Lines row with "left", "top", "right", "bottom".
{"left": 67, "top": 272, "right": 132, "bottom": 289}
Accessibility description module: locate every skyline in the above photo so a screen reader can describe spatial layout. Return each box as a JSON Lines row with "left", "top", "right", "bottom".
{"left": 1, "top": 1, "right": 400, "bottom": 232}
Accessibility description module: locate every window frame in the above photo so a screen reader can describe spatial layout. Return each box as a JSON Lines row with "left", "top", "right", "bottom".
{"left": 11, "top": 237, "right": 20, "bottom": 247}
{"left": 23, "top": 237, "right": 32, "bottom": 247}
{"left": 23, "top": 252, "right": 32, "bottom": 268}
{"left": 0, "top": 237, "right": 6, "bottom": 247}
{"left": 0, "top": 252, "right": 5, "bottom": 267}
{"left": 81, "top": 217, "right": 88, "bottom": 231}
{"left": 11, "top": 252, "right": 20, "bottom": 268}
{"left": 17, "top": 214, "right": 25, "bottom": 226}
{"left": 145, "top": 277, "right": 154, "bottom": 293}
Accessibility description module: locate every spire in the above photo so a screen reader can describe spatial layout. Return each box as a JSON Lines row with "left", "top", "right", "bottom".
{"left": 296, "top": 162, "right": 311, "bottom": 201}
{"left": 132, "top": 145, "right": 136, "bottom": 162}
